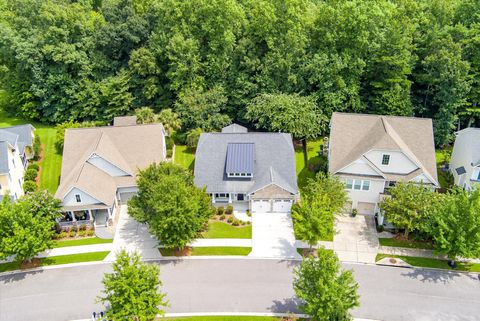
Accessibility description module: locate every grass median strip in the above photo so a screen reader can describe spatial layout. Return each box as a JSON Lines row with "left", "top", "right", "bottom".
{"left": 159, "top": 247, "right": 252, "bottom": 256}
{"left": 0, "top": 251, "right": 110, "bottom": 273}
{"left": 161, "top": 317, "right": 285, "bottom": 321}
{"left": 376, "top": 253, "right": 480, "bottom": 272}
{"left": 202, "top": 221, "right": 252, "bottom": 239}
{"left": 378, "top": 238, "right": 434, "bottom": 250}
{"left": 53, "top": 237, "right": 113, "bottom": 248}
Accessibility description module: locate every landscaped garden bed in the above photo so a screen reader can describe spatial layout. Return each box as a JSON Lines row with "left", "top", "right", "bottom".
{"left": 54, "top": 224, "right": 95, "bottom": 239}
{"left": 201, "top": 205, "right": 252, "bottom": 239}
{"left": 159, "top": 246, "right": 252, "bottom": 256}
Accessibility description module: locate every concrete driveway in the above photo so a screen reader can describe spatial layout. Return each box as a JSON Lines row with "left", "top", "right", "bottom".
{"left": 105, "top": 205, "right": 161, "bottom": 261}
{"left": 249, "top": 212, "right": 301, "bottom": 259}
{"left": 334, "top": 214, "right": 379, "bottom": 263}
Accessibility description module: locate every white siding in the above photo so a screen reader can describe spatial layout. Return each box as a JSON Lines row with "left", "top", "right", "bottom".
{"left": 365, "top": 150, "right": 418, "bottom": 174}
{"left": 87, "top": 155, "right": 130, "bottom": 177}
{"left": 63, "top": 187, "right": 103, "bottom": 206}
{"left": 339, "top": 158, "right": 380, "bottom": 176}
{"left": 338, "top": 175, "right": 385, "bottom": 205}
{"left": 410, "top": 174, "right": 433, "bottom": 184}
{"left": 450, "top": 131, "right": 480, "bottom": 190}
{"left": 1, "top": 146, "right": 25, "bottom": 200}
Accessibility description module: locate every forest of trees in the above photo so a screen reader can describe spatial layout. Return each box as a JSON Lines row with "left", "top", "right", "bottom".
{"left": 1, "top": 0, "right": 479, "bottom": 146}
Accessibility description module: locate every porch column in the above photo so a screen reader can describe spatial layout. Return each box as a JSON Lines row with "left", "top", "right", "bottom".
{"left": 88, "top": 209, "right": 93, "bottom": 222}
{"left": 107, "top": 207, "right": 112, "bottom": 218}
{"left": 228, "top": 193, "right": 232, "bottom": 204}
{"left": 71, "top": 211, "right": 76, "bottom": 222}
{"left": 212, "top": 194, "right": 216, "bottom": 204}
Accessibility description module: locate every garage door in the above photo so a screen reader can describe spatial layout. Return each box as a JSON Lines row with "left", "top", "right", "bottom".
{"left": 251, "top": 200, "right": 271, "bottom": 212}
{"left": 119, "top": 192, "right": 136, "bottom": 204}
{"left": 357, "top": 202, "right": 375, "bottom": 215}
{"left": 272, "top": 199, "right": 293, "bottom": 213}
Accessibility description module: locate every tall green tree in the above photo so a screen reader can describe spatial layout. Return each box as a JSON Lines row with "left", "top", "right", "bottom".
{"left": 157, "top": 108, "right": 181, "bottom": 135}
{"left": 135, "top": 107, "right": 157, "bottom": 124}
{"left": 128, "top": 163, "right": 214, "bottom": 249}
{"left": 294, "top": 249, "right": 359, "bottom": 321}
{"left": 246, "top": 93, "right": 327, "bottom": 165}
{"left": 98, "top": 250, "right": 168, "bottom": 321}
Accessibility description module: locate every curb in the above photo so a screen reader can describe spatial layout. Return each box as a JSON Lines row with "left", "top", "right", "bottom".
{"left": 374, "top": 261, "right": 480, "bottom": 276}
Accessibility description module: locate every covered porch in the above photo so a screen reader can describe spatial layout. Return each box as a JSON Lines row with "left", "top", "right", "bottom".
{"left": 58, "top": 204, "right": 115, "bottom": 228}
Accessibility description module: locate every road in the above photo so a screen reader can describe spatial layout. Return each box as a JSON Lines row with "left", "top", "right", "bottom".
{"left": 1, "top": 259, "right": 479, "bottom": 321}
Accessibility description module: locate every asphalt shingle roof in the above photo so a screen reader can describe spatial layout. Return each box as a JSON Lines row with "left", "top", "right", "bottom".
{"left": 0, "top": 124, "right": 35, "bottom": 174}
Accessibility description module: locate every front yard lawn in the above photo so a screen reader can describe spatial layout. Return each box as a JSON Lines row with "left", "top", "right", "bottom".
{"left": 159, "top": 247, "right": 251, "bottom": 256}
{"left": 52, "top": 237, "right": 113, "bottom": 248}
{"left": 0, "top": 251, "right": 110, "bottom": 273}
{"left": 378, "top": 237, "right": 434, "bottom": 250}
{"left": 376, "top": 253, "right": 480, "bottom": 272}
{"left": 174, "top": 145, "right": 195, "bottom": 171}
{"left": 0, "top": 108, "right": 61, "bottom": 193}
{"left": 202, "top": 221, "right": 252, "bottom": 239}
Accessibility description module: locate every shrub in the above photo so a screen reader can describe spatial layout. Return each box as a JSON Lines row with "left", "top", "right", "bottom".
{"left": 240, "top": 221, "right": 246, "bottom": 225}
{"left": 79, "top": 224, "right": 87, "bottom": 231}
{"left": 227, "top": 216, "right": 234, "bottom": 223}
{"left": 28, "top": 163, "right": 40, "bottom": 172}
{"left": 71, "top": 225, "right": 78, "bottom": 232}
{"left": 246, "top": 221, "right": 251, "bottom": 225}
{"left": 63, "top": 227, "right": 71, "bottom": 233}
{"left": 232, "top": 219, "right": 240, "bottom": 226}
{"left": 69, "top": 230, "right": 77, "bottom": 237}
{"left": 219, "top": 214, "right": 226, "bottom": 220}
{"left": 78, "top": 230, "right": 86, "bottom": 237}
{"left": 225, "top": 205, "right": 233, "bottom": 214}
{"left": 217, "top": 206, "right": 224, "bottom": 215}
{"left": 23, "top": 180, "right": 37, "bottom": 193}
{"left": 376, "top": 225, "right": 385, "bottom": 233}
{"left": 86, "top": 229, "right": 94, "bottom": 236}
{"left": 59, "top": 231, "right": 68, "bottom": 239}
{"left": 24, "top": 168, "right": 38, "bottom": 181}
{"left": 33, "top": 135, "right": 41, "bottom": 160}
{"left": 246, "top": 210, "right": 251, "bottom": 217}
{"left": 352, "top": 209, "right": 358, "bottom": 217}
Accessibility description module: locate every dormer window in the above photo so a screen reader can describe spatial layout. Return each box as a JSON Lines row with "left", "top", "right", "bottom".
{"left": 75, "top": 194, "right": 82, "bottom": 203}
{"left": 382, "top": 154, "right": 390, "bottom": 165}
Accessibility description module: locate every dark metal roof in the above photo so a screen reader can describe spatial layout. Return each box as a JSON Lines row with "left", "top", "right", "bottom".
{"left": 456, "top": 166, "right": 466, "bottom": 175}
{"left": 225, "top": 143, "right": 254, "bottom": 174}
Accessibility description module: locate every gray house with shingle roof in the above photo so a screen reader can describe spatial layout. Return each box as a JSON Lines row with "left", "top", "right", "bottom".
{"left": 450, "top": 127, "right": 480, "bottom": 191}
{"left": 194, "top": 124, "right": 299, "bottom": 213}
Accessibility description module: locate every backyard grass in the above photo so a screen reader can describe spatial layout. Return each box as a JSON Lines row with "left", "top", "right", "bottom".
{"left": 0, "top": 107, "right": 61, "bottom": 193}
{"left": 379, "top": 237, "right": 434, "bottom": 250}
{"left": 376, "top": 253, "right": 480, "bottom": 272}
{"left": 52, "top": 237, "right": 113, "bottom": 248}
{"left": 161, "top": 317, "right": 284, "bottom": 321}
{"left": 202, "top": 221, "right": 252, "bottom": 239}
{"left": 295, "top": 138, "right": 323, "bottom": 189}
{"left": 435, "top": 149, "right": 453, "bottom": 189}
{"left": 0, "top": 251, "right": 110, "bottom": 273}
{"left": 174, "top": 145, "right": 195, "bottom": 171}
{"left": 159, "top": 247, "right": 252, "bottom": 256}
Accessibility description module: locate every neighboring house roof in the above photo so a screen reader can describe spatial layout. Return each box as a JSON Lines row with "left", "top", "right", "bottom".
{"left": 194, "top": 125, "right": 298, "bottom": 195}
{"left": 55, "top": 122, "right": 166, "bottom": 208}
{"left": 329, "top": 112, "right": 439, "bottom": 186}
{"left": 453, "top": 127, "right": 480, "bottom": 168}
{"left": 222, "top": 123, "right": 248, "bottom": 133}
{"left": 113, "top": 116, "right": 137, "bottom": 126}
{"left": 0, "top": 124, "right": 35, "bottom": 174}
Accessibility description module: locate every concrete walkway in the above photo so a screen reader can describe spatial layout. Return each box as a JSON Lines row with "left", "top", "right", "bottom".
{"left": 105, "top": 205, "right": 161, "bottom": 261}
{"left": 333, "top": 214, "right": 379, "bottom": 263}
{"left": 249, "top": 212, "right": 301, "bottom": 259}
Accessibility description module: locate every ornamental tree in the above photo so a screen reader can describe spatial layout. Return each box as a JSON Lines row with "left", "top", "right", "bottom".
{"left": 428, "top": 188, "right": 480, "bottom": 263}
{"left": 128, "top": 163, "right": 214, "bottom": 249}
{"left": 294, "top": 249, "right": 359, "bottom": 321}
{"left": 98, "top": 250, "right": 168, "bottom": 321}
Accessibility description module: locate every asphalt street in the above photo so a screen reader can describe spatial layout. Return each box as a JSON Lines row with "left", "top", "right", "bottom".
{"left": 1, "top": 259, "right": 479, "bottom": 321}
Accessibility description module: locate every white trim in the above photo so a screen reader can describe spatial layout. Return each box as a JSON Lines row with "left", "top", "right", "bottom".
{"left": 248, "top": 182, "right": 295, "bottom": 196}
{"left": 86, "top": 152, "right": 133, "bottom": 177}
{"left": 335, "top": 155, "right": 386, "bottom": 179}
{"left": 61, "top": 186, "right": 106, "bottom": 206}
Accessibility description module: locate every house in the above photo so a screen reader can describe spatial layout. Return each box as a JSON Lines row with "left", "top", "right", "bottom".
{"left": 450, "top": 127, "right": 480, "bottom": 191}
{"left": 194, "top": 124, "right": 299, "bottom": 213}
{"left": 0, "top": 124, "right": 35, "bottom": 200}
{"left": 328, "top": 113, "right": 439, "bottom": 215}
{"left": 54, "top": 116, "right": 166, "bottom": 227}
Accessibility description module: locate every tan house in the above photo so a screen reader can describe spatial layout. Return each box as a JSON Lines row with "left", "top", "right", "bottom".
{"left": 55, "top": 116, "right": 166, "bottom": 227}
{"left": 328, "top": 113, "right": 439, "bottom": 216}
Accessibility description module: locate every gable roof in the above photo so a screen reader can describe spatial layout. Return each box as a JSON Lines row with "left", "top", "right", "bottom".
{"left": 0, "top": 124, "right": 35, "bottom": 155}
{"left": 55, "top": 123, "right": 166, "bottom": 207}
{"left": 221, "top": 123, "right": 248, "bottom": 133}
{"left": 453, "top": 127, "right": 480, "bottom": 168}
{"left": 0, "top": 142, "right": 10, "bottom": 174}
{"left": 329, "top": 113, "right": 439, "bottom": 186}
{"left": 194, "top": 126, "right": 298, "bottom": 195}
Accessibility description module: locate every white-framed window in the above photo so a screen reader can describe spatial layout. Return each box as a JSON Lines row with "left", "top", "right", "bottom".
{"left": 345, "top": 179, "right": 370, "bottom": 191}
{"left": 354, "top": 180, "right": 361, "bottom": 190}
{"left": 75, "top": 194, "right": 82, "bottom": 203}
{"left": 346, "top": 179, "right": 353, "bottom": 189}
{"left": 382, "top": 154, "right": 390, "bottom": 165}
{"left": 362, "top": 180, "right": 370, "bottom": 191}
{"left": 215, "top": 193, "right": 229, "bottom": 198}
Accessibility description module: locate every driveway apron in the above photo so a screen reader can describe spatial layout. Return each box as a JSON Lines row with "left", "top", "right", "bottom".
{"left": 249, "top": 212, "right": 301, "bottom": 259}
{"left": 334, "top": 214, "right": 379, "bottom": 263}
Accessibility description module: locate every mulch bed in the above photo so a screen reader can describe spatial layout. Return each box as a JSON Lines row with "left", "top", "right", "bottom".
{"left": 20, "top": 258, "right": 42, "bottom": 270}
{"left": 299, "top": 248, "right": 318, "bottom": 258}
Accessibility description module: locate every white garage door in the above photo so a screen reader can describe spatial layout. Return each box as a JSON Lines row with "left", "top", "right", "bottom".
{"left": 119, "top": 192, "right": 136, "bottom": 204}
{"left": 272, "top": 199, "right": 293, "bottom": 213}
{"left": 251, "top": 199, "right": 271, "bottom": 212}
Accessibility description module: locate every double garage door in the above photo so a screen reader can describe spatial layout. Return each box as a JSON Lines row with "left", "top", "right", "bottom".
{"left": 251, "top": 199, "right": 293, "bottom": 213}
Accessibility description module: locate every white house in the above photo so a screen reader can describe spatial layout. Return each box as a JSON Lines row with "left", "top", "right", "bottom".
{"left": 0, "top": 124, "right": 35, "bottom": 200}
{"left": 54, "top": 116, "right": 166, "bottom": 228}
{"left": 450, "top": 127, "right": 480, "bottom": 191}
{"left": 328, "top": 113, "right": 439, "bottom": 215}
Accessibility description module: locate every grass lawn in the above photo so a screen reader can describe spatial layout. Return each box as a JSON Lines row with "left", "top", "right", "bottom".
{"left": 161, "top": 317, "right": 284, "bottom": 321}
{"left": 52, "top": 237, "right": 113, "bottom": 248}
{"left": 376, "top": 253, "right": 480, "bottom": 272}
{"left": 379, "top": 238, "right": 434, "bottom": 250}
{"left": 295, "top": 138, "right": 323, "bottom": 189}
{"left": 0, "top": 251, "right": 110, "bottom": 273}
{"left": 159, "top": 247, "right": 252, "bottom": 256}
{"left": 0, "top": 107, "right": 61, "bottom": 193}
{"left": 202, "top": 221, "right": 252, "bottom": 239}
{"left": 435, "top": 149, "right": 452, "bottom": 189}
{"left": 174, "top": 145, "right": 195, "bottom": 171}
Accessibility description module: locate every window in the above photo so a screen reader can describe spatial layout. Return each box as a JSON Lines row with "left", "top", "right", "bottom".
{"left": 345, "top": 179, "right": 353, "bottom": 189}
{"left": 354, "top": 180, "right": 361, "bottom": 190}
{"left": 75, "top": 194, "right": 81, "bottom": 203}
{"left": 382, "top": 154, "right": 390, "bottom": 165}
{"left": 362, "top": 180, "right": 370, "bottom": 191}
{"left": 240, "top": 173, "right": 246, "bottom": 177}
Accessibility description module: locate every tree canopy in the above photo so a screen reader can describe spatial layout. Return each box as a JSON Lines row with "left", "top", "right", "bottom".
{"left": 1, "top": 0, "right": 480, "bottom": 143}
